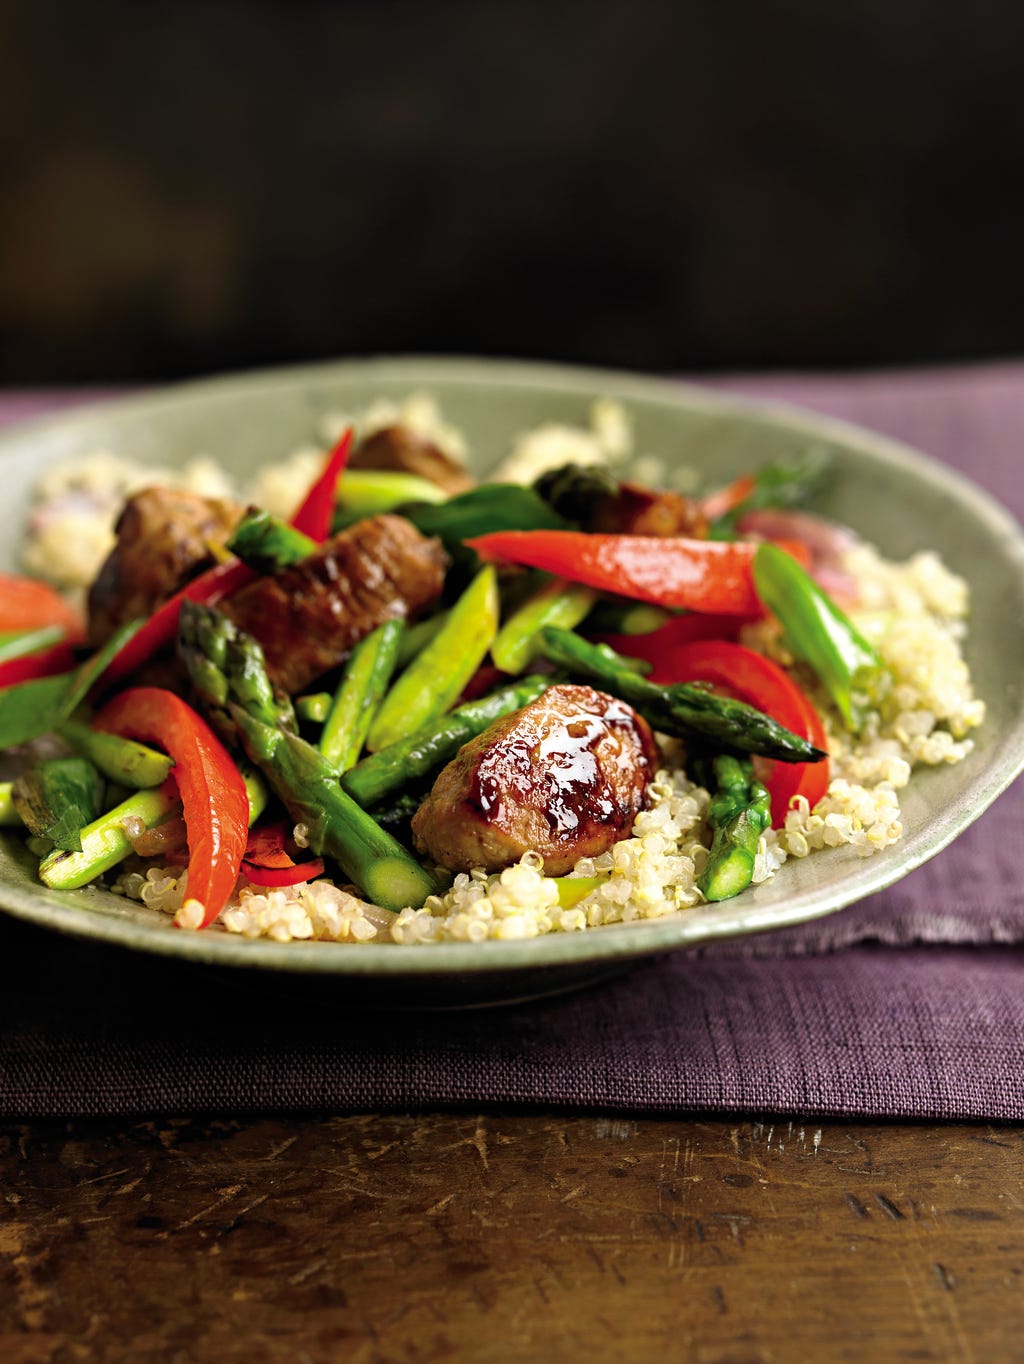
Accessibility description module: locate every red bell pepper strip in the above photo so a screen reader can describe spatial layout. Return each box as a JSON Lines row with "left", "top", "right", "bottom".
{"left": 289, "top": 428, "right": 353, "bottom": 542}
{"left": 94, "top": 687, "right": 249, "bottom": 927}
{"left": 466, "top": 531, "right": 810, "bottom": 616}
{"left": 242, "top": 822, "right": 325, "bottom": 888}
{"left": 99, "top": 557, "right": 254, "bottom": 691}
{"left": 663, "top": 640, "right": 830, "bottom": 826}
{"left": 699, "top": 474, "right": 756, "bottom": 523}
{"left": 596, "top": 610, "right": 754, "bottom": 664}
{"left": 0, "top": 573, "right": 85, "bottom": 641}
{"left": 0, "top": 641, "right": 80, "bottom": 689}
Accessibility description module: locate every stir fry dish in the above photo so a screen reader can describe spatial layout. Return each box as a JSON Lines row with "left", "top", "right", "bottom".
{"left": 0, "top": 398, "right": 985, "bottom": 944}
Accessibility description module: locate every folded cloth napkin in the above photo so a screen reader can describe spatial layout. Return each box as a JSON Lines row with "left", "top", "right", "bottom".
{"left": 1, "top": 365, "right": 1023, "bottom": 1121}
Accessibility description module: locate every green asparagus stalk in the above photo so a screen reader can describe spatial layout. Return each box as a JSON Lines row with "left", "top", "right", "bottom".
{"left": 58, "top": 718, "right": 174, "bottom": 788}
{"left": 180, "top": 603, "right": 437, "bottom": 911}
{"left": 580, "top": 599, "right": 674, "bottom": 637}
{"left": 696, "top": 755, "right": 772, "bottom": 902}
{"left": 295, "top": 692, "right": 333, "bottom": 725}
{"left": 367, "top": 565, "right": 500, "bottom": 752}
{"left": 37, "top": 765, "right": 268, "bottom": 891}
{"left": 12, "top": 757, "right": 105, "bottom": 852}
{"left": 226, "top": 510, "right": 318, "bottom": 573}
{"left": 752, "top": 542, "right": 888, "bottom": 731}
{"left": 538, "top": 628, "right": 825, "bottom": 763}
{"left": 0, "top": 783, "right": 21, "bottom": 826}
{"left": 492, "top": 578, "right": 597, "bottom": 674}
{"left": 395, "top": 610, "right": 450, "bottom": 667}
{"left": 178, "top": 599, "right": 295, "bottom": 742}
{"left": 38, "top": 781, "right": 182, "bottom": 888}
{"left": 341, "top": 675, "right": 550, "bottom": 808}
{"left": 320, "top": 619, "right": 404, "bottom": 771}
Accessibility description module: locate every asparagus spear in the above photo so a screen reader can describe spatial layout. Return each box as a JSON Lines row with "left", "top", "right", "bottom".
{"left": 696, "top": 755, "right": 772, "bottom": 902}
{"left": 295, "top": 692, "right": 333, "bottom": 725}
{"left": 752, "top": 542, "right": 888, "bottom": 731}
{"left": 178, "top": 598, "right": 296, "bottom": 743}
{"left": 179, "top": 603, "right": 437, "bottom": 911}
{"left": 37, "top": 765, "right": 268, "bottom": 891}
{"left": 58, "top": 718, "right": 174, "bottom": 788}
{"left": 12, "top": 757, "right": 104, "bottom": 852}
{"left": 39, "top": 781, "right": 181, "bottom": 888}
{"left": 395, "top": 610, "right": 450, "bottom": 667}
{"left": 491, "top": 578, "right": 597, "bottom": 674}
{"left": 320, "top": 619, "right": 404, "bottom": 771}
{"left": 226, "top": 510, "right": 318, "bottom": 573}
{"left": 538, "top": 628, "right": 825, "bottom": 763}
{"left": 367, "top": 565, "right": 500, "bottom": 752}
{"left": 341, "top": 675, "right": 550, "bottom": 808}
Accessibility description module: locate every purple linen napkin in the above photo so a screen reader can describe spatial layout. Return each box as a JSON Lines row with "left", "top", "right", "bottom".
{"left": 1, "top": 367, "right": 1023, "bottom": 1121}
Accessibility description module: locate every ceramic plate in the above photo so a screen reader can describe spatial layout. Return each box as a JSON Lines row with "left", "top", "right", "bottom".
{"left": 2, "top": 357, "right": 1023, "bottom": 1005}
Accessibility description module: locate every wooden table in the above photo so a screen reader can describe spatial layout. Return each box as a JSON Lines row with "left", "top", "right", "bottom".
{"left": 2, "top": 1115, "right": 1021, "bottom": 1361}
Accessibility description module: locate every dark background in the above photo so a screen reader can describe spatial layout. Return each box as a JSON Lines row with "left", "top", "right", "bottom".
{"left": 2, "top": 0, "right": 1022, "bottom": 382}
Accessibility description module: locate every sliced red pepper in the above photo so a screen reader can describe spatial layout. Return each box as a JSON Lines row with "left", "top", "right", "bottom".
{"left": 99, "top": 557, "right": 254, "bottom": 691}
{"left": 466, "top": 531, "right": 810, "bottom": 616}
{"left": 94, "top": 687, "right": 249, "bottom": 927}
{"left": 0, "top": 641, "right": 80, "bottom": 689}
{"left": 289, "top": 428, "right": 354, "bottom": 542}
{"left": 0, "top": 573, "right": 85, "bottom": 641}
{"left": 596, "top": 610, "right": 754, "bottom": 665}
{"left": 241, "top": 821, "right": 325, "bottom": 887}
{"left": 699, "top": 474, "right": 756, "bottom": 523}
{"left": 663, "top": 640, "right": 830, "bottom": 826}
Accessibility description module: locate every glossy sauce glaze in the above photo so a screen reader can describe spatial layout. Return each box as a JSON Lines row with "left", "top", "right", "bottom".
{"left": 412, "top": 684, "right": 658, "bottom": 875}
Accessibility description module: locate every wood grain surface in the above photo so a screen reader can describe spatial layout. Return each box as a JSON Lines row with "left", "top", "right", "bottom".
{"left": 1, "top": 1116, "right": 1021, "bottom": 1363}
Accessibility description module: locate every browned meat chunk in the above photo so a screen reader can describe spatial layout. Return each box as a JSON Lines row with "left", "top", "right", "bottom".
{"left": 350, "top": 424, "right": 475, "bottom": 495}
{"left": 411, "top": 684, "right": 658, "bottom": 875}
{"left": 221, "top": 514, "right": 447, "bottom": 694}
{"left": 589, "top": 481, "right": 709, "bottom": 537}
{"left": 88, "top": 487, "right": 244, "bottom": 646}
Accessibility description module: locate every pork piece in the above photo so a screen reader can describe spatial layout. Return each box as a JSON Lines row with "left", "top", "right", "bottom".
{"left": 535, "top": 464, "right": 707, "bottom": 537}
{"left": 88, "top": 487, "right": 244, "bottom": 646}
{"left": 221, "top": 514, "right": 447, "bottom": 694}
{"left": 350, "top": 424, "right": 475, "bottom": 495}
{"left": 411, "top": 684, "right": 658, "bottom": 876}
{"left": 589, "top": 481, "right": 709, "bottom": 537}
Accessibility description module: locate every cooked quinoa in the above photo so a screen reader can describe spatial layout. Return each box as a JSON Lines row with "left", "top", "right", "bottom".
{"left": 27, "top": 396, "right": 985, "bottom": 945}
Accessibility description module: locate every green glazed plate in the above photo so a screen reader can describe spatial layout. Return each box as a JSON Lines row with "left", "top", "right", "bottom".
{"left": 2, "top": 357, "right": 1023, "bottom": 1006}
